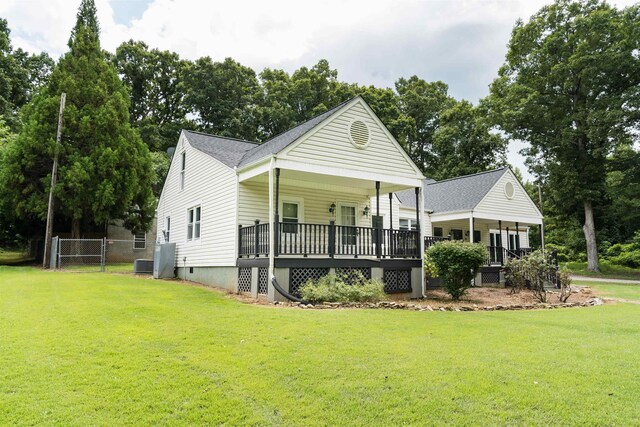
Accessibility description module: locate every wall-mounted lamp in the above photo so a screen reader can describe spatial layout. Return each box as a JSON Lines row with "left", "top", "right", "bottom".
{"left": 329, "top": 202, "right": 336, "bottom": 215}
{"left": 363, "top": 206, "right": 370, "bottom": 217}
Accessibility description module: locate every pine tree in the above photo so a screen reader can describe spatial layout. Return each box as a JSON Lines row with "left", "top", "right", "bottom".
{"left": 1, "top": 0, "right": 154, "bottom": 238}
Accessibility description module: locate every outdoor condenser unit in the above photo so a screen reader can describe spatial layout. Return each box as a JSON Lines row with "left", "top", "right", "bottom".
{"left": 153, "top": 243, "right": 176, "bottom": 279}
{"left": 133, "top": 259, "right": 154, "bottom": 274}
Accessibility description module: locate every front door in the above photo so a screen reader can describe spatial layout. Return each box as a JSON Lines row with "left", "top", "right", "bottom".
{"left": 339, "top": 204, "right": 357, "bottom": 246}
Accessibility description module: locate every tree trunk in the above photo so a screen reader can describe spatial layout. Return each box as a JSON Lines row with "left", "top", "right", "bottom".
{"left": 582, "top": 201, "right": 600, "bottom": 272}
{"left": 71, "top": 218, "right": 81, "bottom": 239}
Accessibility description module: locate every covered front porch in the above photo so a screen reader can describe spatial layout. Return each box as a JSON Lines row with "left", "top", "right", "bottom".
{"left": 426, "top": 211, "right": 544, "bottom": 267}
{"left": 236, "top": 160, "right": 426, "bottom": 299}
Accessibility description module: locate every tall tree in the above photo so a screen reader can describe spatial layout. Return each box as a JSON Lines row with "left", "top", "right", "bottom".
{"left": 430, "top": 100, "right": 507, "bottom": 180}
{"left": 185, "top": 57, "right": 260, "bottom": 140}
{"left": 488, "top": 0, "right": 640, "bottom": 271}
{"left": 1, "top": 0, "right": 154, "bottom": 238}
{"left": 0, "top": 19, "right": 53, "bottom": 129}
{"left": 114, "top": 40, "right": 190, "bottom": 152}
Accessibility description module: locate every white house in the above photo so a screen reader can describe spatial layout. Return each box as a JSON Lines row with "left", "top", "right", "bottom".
{"left": 156, "top": 96, "right": 427, "bottom": 300}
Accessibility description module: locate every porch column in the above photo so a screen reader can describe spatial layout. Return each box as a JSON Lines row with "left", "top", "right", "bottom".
{"left": 414, "top": 187, "right": 420, "bottom": 230}
{"left": 376, "top": 181, "right": 381, "bottom": 258}
{"left": 469, "top": 215, "right": 474, "bottom": 243}
{"left": 419, "top": 185, "right": 426, "bottom": 298}
{"left": 274, "top": 168, "right": 280, "bottom": 256}
{"left": 388, "top": 193, "right": 393, "bottom": 230}
{"left": 506, "top": 226, "right": 510, "bottom": 251}
{"left": 498, "top": 220, "right": 503, "bottom": 265}
{"left": 268, "top": 160, "right": 275, "bottom": 288}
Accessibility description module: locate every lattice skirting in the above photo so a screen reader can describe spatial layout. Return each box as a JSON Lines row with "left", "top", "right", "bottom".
{"left": 481, "top": 271, "right": 501, "bottom": 285}
{"left": 289, "top": 267, "right": 329, "bottom": 297}
{"left": 336, "top": 267, "right": 372, "bottom": 283}
{"left": 238, "top": 267, "right": 252, "bottom": 293}
{"left": 383, "top": 269, "right": 412, "bottom": 293}
{"left": 258, "top": 267, "right": 268, "bottom": 295}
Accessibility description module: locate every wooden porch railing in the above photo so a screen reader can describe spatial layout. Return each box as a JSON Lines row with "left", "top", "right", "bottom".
{"left": 238, "top": 221, "right": 420, "bottom": 259}
{"left": 424, "top": 235, "right": 451, "bottom": 248}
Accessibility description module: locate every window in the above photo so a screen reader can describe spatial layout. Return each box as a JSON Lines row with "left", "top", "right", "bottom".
{"left": 473, "top": 230, "right": 481, "bottom": 243}
{"left": 509, "top": 234, "right": 520, "bottom": 250}
{"left": 187, "top": 206, "right": 201, "bottom": 241}
{"left": 165, "top": 217, "right": 171, "bottom": 242}
{"left": 433, "top": 227, "right": 443, "bottom": 237}
{"left": 133, "top": 232, "right": 146, "bottom": 249}
{"left": 282, "top": 202, "right": 299, "bottom": 233}
{"left": 180, "top": 152, "right": 186, "bottom": 190}
{"left": 339, "top": 204, "right": 357, "bottom": 245}
{"left": 399, "top": 218, "right": 417, "bottom": 231}
{"left": 451, "top": 229, "right": 463, "bottom": 240}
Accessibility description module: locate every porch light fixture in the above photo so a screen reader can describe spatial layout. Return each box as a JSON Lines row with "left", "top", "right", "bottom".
{"left": 363, "top": 206, "right": 370, "bottom": 217}
{"left": 329, "top": 203, "right": 336, "bottom": 215}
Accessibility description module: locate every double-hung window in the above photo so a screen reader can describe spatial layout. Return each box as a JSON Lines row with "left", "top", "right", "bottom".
{"left": 282, "top": 202, "right": 299, "bottom": 233}
{"left": 180, "top": 152, "right": 186, "bottom": 190}
{"left": 133, "top": 232, "right": 146, "bottom": 249}
{"left": 187, "top": 206, "right": 201, "bottom": 241}
{"left": 399, "top": 218, "right": 417, "bottom": 231}
{"left": 165, "top": 217, "right": 171, "bottom": 242}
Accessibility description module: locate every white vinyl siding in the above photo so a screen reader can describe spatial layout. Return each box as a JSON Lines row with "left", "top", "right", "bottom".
{"left": 475, "top": 170, "right": 542, "bottom": 221}
{"left": 156, "top": 134, "right": 237, "bottom": 267}
{"left": 283, "top": 101, "right": 419, "bottom": 179}
{"left": 238, "top": 180, "right": 372, "bottom": 229}
{"left": 399, "top": 206, "right": 432, "bottom": 237}
{"left": 370, "top": 193, "right": 400, "bottom": 229}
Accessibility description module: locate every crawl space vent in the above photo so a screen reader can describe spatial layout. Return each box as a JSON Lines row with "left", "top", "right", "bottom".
{"left": 349, "top": 120, "right": 370, "bottom": 148}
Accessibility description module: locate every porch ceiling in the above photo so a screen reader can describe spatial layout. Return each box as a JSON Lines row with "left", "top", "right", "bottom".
{"left": 243, "top": 168, "right": 416, "bottom": 196}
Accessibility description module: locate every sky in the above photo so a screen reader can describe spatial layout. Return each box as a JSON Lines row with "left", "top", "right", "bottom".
{"left": 2, "top": 0, "right": 636, "bottom": 181}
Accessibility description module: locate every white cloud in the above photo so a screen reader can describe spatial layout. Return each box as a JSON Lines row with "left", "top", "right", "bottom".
{"left": 2, "top": 0, "right": 637, "bottom": 180}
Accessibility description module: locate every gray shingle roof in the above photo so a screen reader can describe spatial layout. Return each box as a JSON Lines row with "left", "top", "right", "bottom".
{"left": 183, "top": 98, "right": 356, "bottom": 169}
{"left": 396, "top": 168, "right": 509, "bottom": 213}
{"left": 237, "top": 98, "right": 353, "bottom": 167}
{"left": 183, "top": 130, "right": 258, "bottom": 168}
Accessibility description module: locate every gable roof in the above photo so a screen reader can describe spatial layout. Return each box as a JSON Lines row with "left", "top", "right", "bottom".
{"left": 182, "top": 97, "right": 356, "bottom": 169}
{"left": 182, "top": 130, "right": 258, "bottom": 168}
{"left": 396, "top": 168, "right": 509, "bottom": 213}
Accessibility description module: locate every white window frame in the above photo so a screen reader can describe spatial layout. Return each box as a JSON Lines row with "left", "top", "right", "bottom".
{"left": 180, "top": 151, "right": 186, "bottom": 190}
{"left": 165, "top": 216, "right": 171, "bottom": 242}
{"left": 187, "top": 205, "right": 201, "bottom": 242}
{"left": 279, "top": 197, "right": 304, "bottom": 233}
{"left": 399, "top": 218, "right": 417, "bottom": 231}
{"left": 133, "top": 232, "right": 146, "bottom": 250}
{"left": 337, "top": 202, "right": 358, "bottom": 227}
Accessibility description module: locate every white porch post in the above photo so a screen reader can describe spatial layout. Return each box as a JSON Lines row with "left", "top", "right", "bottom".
{"left": 419, "top": 185, "right": 425, "bottom": 297}
{"left": 469, "top": 214, "right": 474, "bottom": 243}
{"left": 268, "top": 158, "right": 275, "bottom": 282}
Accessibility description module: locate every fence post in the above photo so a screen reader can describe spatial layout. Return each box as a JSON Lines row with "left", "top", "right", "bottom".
{"left": 101, "top": 237, "right": 106, "bottom": 272}
{"left": 254, "top": 219, "right": 260, "bottom": 257}
{"left": 329, "top": 220, "right": 336, "bottom": 258}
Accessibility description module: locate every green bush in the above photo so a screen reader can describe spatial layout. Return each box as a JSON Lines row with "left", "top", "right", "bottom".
{"left": 299, "top": 271, "right": 386, "bottom": 303}
{"left": 505, "top": 250, "right": 558, "bottom": 303}
{"left": 425, "top": 241, "right": 486, "bottom": 300}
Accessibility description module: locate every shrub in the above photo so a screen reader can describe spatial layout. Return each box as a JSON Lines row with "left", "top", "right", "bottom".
{"left": 299, "top": 271, "right": 386, "bottom": 303}
{"left": 425, "top": 241, "right": 486, "bottom": 300}
{"left": 505, "top": 250, "right": 559, "bottom": 303}
{"left": 557, "top": 267, "right": 572, "bottom": 303}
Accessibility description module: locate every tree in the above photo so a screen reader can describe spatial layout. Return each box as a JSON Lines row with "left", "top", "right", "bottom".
{"left": 1, "top": 0, "right": 154, "bottom": 238}
{"left": 185, "top": 57, "right": 260, "bottom": 140}
{"left": 0, "top": 19, "right": 53, "bottom": 129}
{"left": 431, "top": 100, "right": 507, "bottom": 180}
{"left": 488, "top": 0, "right": 640, "bottom": 271}
{"left": 395, "top": 76, "right": 456, "bottom": 173}
{"left": 114, "top": 40, "right": 190, "bottom": 152}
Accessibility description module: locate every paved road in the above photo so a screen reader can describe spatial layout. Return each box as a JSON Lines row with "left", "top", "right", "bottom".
{"left": 571, "top": 275, "right": 640, "bottom": 284}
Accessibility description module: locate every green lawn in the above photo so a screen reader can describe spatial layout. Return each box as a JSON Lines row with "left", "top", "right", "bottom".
{"left": 1, "top": 267, "right": 639, "bottom": 425}
{"left": 0, "top": 248, "right": 33, "bottom": 265}
{"left": 581, "top": 280, "right": 640, "bottom": 302}
{"left": 564, "top": 260, "right": 640, "bottom": 280}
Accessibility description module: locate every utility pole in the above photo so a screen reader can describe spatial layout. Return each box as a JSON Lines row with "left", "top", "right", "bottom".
{"left": 42, "top": 92, "right": 66, "bottom": 269}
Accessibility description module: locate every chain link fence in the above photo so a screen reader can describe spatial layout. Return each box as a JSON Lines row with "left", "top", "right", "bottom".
{"left": 54, "top": 237, "right": 153, "bottom": 273}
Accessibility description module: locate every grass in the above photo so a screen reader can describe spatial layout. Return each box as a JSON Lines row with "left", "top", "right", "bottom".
{"left": 564, "top": 260, "right": 640, "bottom": 280}
{"left": 580, "top": 280, "right": 640, "bottom": 302}
{"left": 1, "top": 267, "right": 639, "bottom": 425}
{"left": 0, "top": 248, "right": 33, "bottom": 265}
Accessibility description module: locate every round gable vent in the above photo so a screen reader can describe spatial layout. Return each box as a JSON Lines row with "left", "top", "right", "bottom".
{"left": 349, "top": 120, "right": 370, "bottom": 149}
{"left": 504, "top": 181, "right": 515, "bottom": 199}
